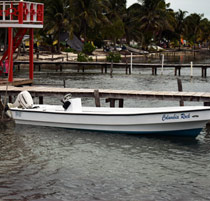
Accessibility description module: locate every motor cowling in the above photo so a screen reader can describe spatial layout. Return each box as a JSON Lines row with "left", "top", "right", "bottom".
{"left": 13, "top": 91, "right": 33, "bottom": 109}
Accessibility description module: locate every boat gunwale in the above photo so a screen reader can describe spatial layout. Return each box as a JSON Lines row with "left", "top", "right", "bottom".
{"left": 10, "top": 107, "right": 210, "bottom": 117}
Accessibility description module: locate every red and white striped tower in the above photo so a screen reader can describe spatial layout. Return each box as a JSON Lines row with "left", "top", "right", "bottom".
{"left": 0, "top": 1, "right": 44, "bottom": 82}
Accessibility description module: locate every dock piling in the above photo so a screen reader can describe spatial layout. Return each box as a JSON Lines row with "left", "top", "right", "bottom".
{"left": 161, "top": 54, "right": 164, "bottom": 75}
{"left": 110, "top": 61, "right": 113, "bottom": 78}
{"left": 202, "top": 67, "right": 207, "bottom": 78}
{"left": 106, "top": 98, "right": 124, "bottom": 108}
{"left": 130, "top": 53, "right": 133, "bottom": 74}
{"left": 94, "top": 89, "right": 101, "bottom": 107}
{"left": 177, "top": 78, "right": 184, "bottom": 106}
{"left": 191, "top": 62, "right": 193, "bottom": 78}
{"left": 39, "top": 96, "right": 43, "bottom": 104}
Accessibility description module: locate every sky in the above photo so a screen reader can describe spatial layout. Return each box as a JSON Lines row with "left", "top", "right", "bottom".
{"left": 127, "top": 0, "right": 210, "bottom": 19}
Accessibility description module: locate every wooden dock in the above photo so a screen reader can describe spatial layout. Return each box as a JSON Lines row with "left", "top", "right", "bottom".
{"left": 13, "top": 60, "right": 210, "bottom": 77}
{"left": 1, "top": 86, "right": 210, "bottom": 107}
{"left": 0, "top": 78, "right": 33, "bottom": 86}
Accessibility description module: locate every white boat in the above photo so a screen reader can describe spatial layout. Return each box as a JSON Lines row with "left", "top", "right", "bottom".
{"left": 8, "top": 91, "right": 210, "bottom": 138}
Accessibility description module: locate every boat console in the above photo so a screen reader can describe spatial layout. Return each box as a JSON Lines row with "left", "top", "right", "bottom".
{"left": 61, "top": 94, "right": 82, "bottom": 112}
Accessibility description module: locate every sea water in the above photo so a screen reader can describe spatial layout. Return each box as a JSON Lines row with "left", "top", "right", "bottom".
{"left": 1, "top": 60, "right": 210, "bottom": 200}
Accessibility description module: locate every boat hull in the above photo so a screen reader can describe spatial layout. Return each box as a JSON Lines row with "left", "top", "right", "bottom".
{"left": 10, "top": 105, "right": 210, "bottom": 137}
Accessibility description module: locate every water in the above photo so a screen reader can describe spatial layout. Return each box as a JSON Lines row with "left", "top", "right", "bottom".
{"left": 1, "top": 56, "right": 210, "bottom": 200}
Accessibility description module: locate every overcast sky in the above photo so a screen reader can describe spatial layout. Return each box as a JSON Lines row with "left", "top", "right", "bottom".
{"left": 127, "top": 0, "right": 210, "bottom": 19}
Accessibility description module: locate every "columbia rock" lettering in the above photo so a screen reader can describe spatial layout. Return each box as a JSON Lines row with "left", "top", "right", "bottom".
{"left": 162, "top": 113, "right": 190, "bottom": 121}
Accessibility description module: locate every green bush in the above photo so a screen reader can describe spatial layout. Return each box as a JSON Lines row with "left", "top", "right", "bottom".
{"left": 77, "top": 53, "right": 93, "bottom": 62}
{"left": 63, "top": 47, "right": 75, "bottom": 53}
{"left": 82, "top": 42, "right": 96, "bottom": 55}
{"left": 106, "top": 52, "right": 121, "bottom": 63}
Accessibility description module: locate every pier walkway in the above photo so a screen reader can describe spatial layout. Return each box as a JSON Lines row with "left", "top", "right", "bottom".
{"left": 14, "top": 60, "right": 210, "bottom": 77}
{"left": 1, "top": 86, "right": 210, "bottom": 107}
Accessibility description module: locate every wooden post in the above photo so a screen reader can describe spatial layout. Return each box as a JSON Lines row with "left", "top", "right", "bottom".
{"left": 110, "top": 99, "right": 115, "bottom": 107}
{"left": 125, "top": 60, "right": 128, "bottom": 74}
{"left": 130, "top": 53, "right": 133, "bottom": 74}
{"left": 94, "top": 90, "right": 100, "bottom": 107}
{"left": 178, "top": 67, "right": 181, "bottom": 76}
{"left": 161, "top": 54, "right": 164, "bottom": 75}
{"left": 204, "top": 102, "right": 210, "bottom": 106}
{"left": 190, "top": 61, "right": 193, "bottom": 78}
{"left": 36, "top": 50, "right": 39, "bottom": 60}
{"left": 152, "top": 67, "right": 157, "bottom": 75}
{"left": 105, "top": 64, "right": 107, "bottom": 74}
{"left": 175, "top": 67, "right": 181, "bottom": 76}
{"left": 152, "top": 67, "right": 155, "bottom": 75}
{"left": 39, "top": 96, "right": 43, "bottom": 104}
{"left": 105, "top": 98, "right": 115, "bottom": 107}
{"left": 101, "top": 65, "right": 104, "bottom": 74}
{"left": 177, "top": 78, "right": 184, "bottom": 106}
{"left": 129, "top": 63, "right": 131, "bottom": 75}
{"left": 9, "top": 96, "right": 12, "bottom": 103}
{"left": 119, "top": 99, "right": 124, "bottom": 108}
{"left": 110, "top": 61, "right": 113, "bottom": 78}
{"left": 106, "top": 98, "right": 124, "bottom": 108}
{"left": 55, "top": 64, "right": 59, "bottom": 72}
{"left": 202, "top": 67, "right": 207, "bottom": 78}
{"left": 63, "top": 80, "right": 66, "bottom": 88}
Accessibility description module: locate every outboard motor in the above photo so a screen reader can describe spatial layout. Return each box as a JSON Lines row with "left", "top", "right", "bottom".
{"left": 62, "top": 94, "right": 72, "bottom": 110}
{"left": 13, "top": 91, "right": 33, "bottom": 109}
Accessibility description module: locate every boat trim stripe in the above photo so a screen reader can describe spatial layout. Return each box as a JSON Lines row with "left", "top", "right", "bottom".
{"left": 10, "top": 108, "right": 210, "bottom": 117}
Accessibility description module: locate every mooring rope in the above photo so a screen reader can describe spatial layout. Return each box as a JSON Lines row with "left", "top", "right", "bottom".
{"left": 2, "top": 28, "right": 13, "bottom": 119}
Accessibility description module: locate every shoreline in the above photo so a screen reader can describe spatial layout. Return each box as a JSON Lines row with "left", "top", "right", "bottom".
{"left": 1, "top": 48, "right": 208, "bottom": 63}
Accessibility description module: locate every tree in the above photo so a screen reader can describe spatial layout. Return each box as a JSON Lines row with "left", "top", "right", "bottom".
{"left": 137, "top": 0, "right": 175, "bottom": 48}
{"left": 44, "top": 0, "right": 71, "bottom": 52}
{"left": 102, "top": 0, "right": 126, "bottom": 48}
{"left": 184, "top": 13, "right": 204, "bottom": 50}
{"left": 199, "top": 18, "right": 210, "bottom": 49}
{"left": 124, "top": 3, "right": 143, "bottom": 45}
{"left": 69, "top": 0, "right": 109, "bottom": 42}
{"left": 175, "top": 9, "right": 188, "bottom": 50}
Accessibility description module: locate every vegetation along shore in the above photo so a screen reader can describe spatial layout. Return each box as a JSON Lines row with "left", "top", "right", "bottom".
{"left": 1, "top": 0, "right": 210, "bottom": 60}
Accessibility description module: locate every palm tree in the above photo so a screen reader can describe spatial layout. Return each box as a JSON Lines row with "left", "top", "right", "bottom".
{"left": 184, "top": 13, "right": 204, "bottom": 51}
{"left": 137, "top": 0, "right": 174, "bottom": 48}
{"left": 44, "top": 0, "right": 71, "bottom": 52}
{"left": 69, "top": 0, "right": 109, "bottom": 42}
{"left": 175, "top": 9, "right": 188, "bottom": 50}
{"left": 124, "top": 3, "right": 143, "bottom": 45}
{"left": 198, "top": 18, "right": 210, "bottom": 49}
{"left": 102, "top": 0, "right": 126, "bottom": 48}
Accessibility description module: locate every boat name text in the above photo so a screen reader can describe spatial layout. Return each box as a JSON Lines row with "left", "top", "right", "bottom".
{"left": 162, "top": 113, "right": 190, "bottom": 121}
